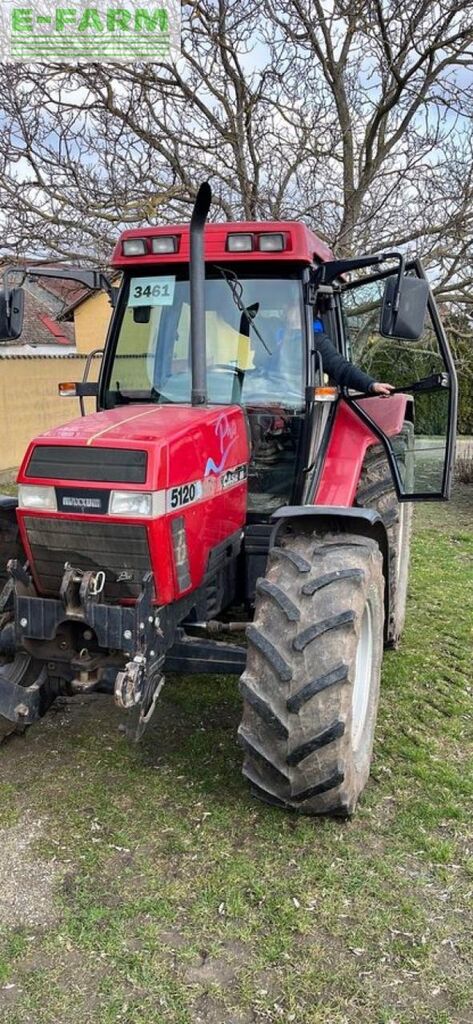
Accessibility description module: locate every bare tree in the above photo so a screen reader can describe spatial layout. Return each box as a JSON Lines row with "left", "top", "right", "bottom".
{"left": 275, "top": 0, "right": 473, "bottom": 302}
{"left": 0, "top": 0, "right": 472, "bottom": 308}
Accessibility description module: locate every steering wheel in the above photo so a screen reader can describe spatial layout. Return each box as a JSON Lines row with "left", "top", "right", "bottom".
{"left": 209, "top": 363, "right": 242, "bottom": 374}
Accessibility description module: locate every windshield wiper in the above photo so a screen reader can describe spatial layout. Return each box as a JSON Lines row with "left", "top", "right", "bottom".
{"left": 214, "top": 265, "right": 272, "bottom": 355}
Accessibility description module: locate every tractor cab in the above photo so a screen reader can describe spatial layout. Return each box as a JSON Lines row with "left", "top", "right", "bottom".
{"left": 104, "top": 255, "right": 310, "bottom": 513}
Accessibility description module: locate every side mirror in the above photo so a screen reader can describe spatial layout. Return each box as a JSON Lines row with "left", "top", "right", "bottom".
{"left": 0, "top": 288, "right": 24, "bottom": 341}
{"left": 380, "top": 275, "right": 429, "bottom": 341}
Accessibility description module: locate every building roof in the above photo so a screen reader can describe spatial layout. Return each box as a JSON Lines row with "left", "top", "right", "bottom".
{"left": 19, "top": 281, "right": 75, "bottom": 348}
{"left": 0, "top": 259, "right": 92, "bottom": 350}
{"left": 58, "top": 274, "right": 120, "bottom": 321}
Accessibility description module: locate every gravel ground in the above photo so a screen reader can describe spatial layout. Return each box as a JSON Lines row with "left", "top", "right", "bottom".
{"left": 0, "top": 814, "right": 61, "bottom": 928}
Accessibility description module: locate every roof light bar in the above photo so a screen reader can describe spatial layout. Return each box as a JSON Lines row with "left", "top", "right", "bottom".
{"left": 122, "top": 238, "right": 148, "bottom": 256}
{"left": 151, "top": 235, "right": 178, "bottom": 254}
{"left": 259, "top": 232, "right": 285, "bottom": 252}
{"left": 227, "top": 233, "right": 254, "bottom": 252}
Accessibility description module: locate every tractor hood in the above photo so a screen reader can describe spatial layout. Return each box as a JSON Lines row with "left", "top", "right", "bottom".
{"left": 16, "top": 403, "right": 250, "bottom": 607}
{"left": 18, "top": 404, "right": 250, "bottom": 493}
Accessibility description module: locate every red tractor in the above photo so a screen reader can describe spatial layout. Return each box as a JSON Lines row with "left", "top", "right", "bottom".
{"left": 0, "top": 184, "right": 457, "bottom": 815}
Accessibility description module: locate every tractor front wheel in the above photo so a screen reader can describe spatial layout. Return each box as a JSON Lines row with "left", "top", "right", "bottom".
{"left": 239, "top": 530, "right": 385, "bottom": 815}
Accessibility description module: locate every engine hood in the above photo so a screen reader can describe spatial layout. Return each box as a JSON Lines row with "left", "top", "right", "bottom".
{"left": 27, "top": 403, "right": 232, "bottom": 445}
{"left": 18, "top": 403, "right": 250, "bottom": 492}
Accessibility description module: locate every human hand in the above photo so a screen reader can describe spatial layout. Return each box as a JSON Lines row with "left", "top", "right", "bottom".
{"left": 370, "top": 382, "right": 395, "bottom": 396}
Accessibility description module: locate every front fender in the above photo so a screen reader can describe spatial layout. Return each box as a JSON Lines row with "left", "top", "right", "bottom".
{"left": 271, "top": 505, "right": 390, "bottom": 642}
{"left": 315, "top": 396, "right": 410, "bottom": 506}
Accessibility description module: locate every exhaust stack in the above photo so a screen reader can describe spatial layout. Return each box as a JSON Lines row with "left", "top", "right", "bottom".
{"left": 190, "top": 182, "right": 212, "bottom": 406}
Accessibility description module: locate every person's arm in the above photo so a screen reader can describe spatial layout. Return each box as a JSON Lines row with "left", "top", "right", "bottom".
{"left": 314, "top": 333, "right": 393, "bottom": 394}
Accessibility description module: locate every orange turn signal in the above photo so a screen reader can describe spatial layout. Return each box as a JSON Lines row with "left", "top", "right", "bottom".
{"left": 58, "top": 381, "right": 78, "bottom": 397}
{"left": 314, "top": 386, "right": 338, "bottom": 401}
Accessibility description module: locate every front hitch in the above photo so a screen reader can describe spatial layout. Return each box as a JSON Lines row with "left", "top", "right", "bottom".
{"left": 115, "top": 654, "right": 165, "bottom": 740}
{"left": 0, "top": 562, "right": 167, "bottom": 740}
{"left": 0, "top": 560, "right": 207, "bottom": 742}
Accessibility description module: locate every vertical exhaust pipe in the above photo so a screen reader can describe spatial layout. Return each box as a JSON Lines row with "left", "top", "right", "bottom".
{"left": 190, "top": 182, "right": 212, "bottom": 406}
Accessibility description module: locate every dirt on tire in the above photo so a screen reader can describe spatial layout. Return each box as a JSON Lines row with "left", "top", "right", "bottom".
{"left": 239, "top": 528, "right": 384, "bottom": 815}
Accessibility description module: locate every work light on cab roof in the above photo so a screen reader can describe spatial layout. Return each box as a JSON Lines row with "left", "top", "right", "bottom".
{"left": 112, "top": 218, "right": 336, "bottom": 266}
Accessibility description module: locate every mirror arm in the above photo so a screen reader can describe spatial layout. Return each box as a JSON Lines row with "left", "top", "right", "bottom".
{"left": 79, "top": 346, "right": 103, "bottom": 416}
{"left": 313, "top": 251, "right": 406, "bottom": 288}
{"left": 2, "top": 265, "right": 117, "bottom": 308}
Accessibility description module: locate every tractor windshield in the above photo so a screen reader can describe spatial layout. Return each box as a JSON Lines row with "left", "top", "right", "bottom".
{"left": 105, "top": 269, "right": 305, "bottom": 409}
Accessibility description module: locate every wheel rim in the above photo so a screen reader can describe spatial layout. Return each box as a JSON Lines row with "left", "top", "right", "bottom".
{"left": 352, "top": 601, "right": 373, "bottom": 751}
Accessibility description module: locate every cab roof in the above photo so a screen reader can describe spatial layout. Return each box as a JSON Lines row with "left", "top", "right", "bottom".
{"left": 111, "top": 220, "right": 334, "bottom": 269}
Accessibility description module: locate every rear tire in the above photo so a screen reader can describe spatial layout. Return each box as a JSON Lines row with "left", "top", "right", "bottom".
{"left": 239, "top": 530, "right": 384, "bottom": 816}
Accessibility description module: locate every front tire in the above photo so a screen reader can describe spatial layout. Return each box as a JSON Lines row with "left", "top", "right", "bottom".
{"left": 239, "top": 530, "right": 385, "bottom": 816}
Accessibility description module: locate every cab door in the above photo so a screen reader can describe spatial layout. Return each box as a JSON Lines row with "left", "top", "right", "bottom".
{"left": 338, "top": 261, "right": 458, "bottom": 500}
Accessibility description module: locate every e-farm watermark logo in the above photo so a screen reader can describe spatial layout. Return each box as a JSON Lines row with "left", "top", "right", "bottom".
{"left": 1, "top": 0, "right": 181, "bottom": 61}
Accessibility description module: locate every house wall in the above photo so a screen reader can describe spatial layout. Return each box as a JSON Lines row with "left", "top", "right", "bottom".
{"left": 73, "top": 290, "right": 113, "bottom": 354}
{"left": 0, "top": 355, "right": 101, "bottom": 473}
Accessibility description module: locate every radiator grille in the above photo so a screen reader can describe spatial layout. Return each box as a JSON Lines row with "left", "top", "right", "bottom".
{"left": 24, "top": 516, "right": 151, "bottom": 601}
{"left": 26, "top": 446, "right": 147, "bottom": 484}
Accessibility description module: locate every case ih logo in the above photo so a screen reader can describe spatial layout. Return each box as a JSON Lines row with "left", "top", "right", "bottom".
{"left": 221, "top": 465, "right": 248, "bottom": 489}
{"left": 2, "top": 1, "right": 181, "bottom": 62}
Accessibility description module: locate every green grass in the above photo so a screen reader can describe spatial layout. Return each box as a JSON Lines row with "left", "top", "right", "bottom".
{"left": 0, "top": 488, "right": 472, "bottom": 1023}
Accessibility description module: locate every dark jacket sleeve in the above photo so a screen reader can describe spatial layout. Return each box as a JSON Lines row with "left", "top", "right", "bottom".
{"left": 314, "top": 332, "right": 375, "bottom": 392}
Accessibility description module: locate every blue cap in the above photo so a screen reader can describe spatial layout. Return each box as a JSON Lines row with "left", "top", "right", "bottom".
{"left": 313, "top": 318, "right": 324, "bottom": 333}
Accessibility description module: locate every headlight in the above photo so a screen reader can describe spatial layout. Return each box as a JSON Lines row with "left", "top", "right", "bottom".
{"left": 18, "top": 485, "right": 57, "bottom": 511}
{"left": 109, "top": 490, "right": 164, "bottom": 517}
